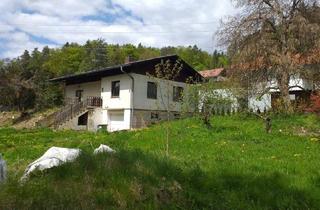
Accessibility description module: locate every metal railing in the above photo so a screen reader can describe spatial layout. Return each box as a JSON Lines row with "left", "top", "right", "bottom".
{"left": 65, "top": 97, "right": 103, "bottom": 107}
{"left": 86, "top": 96, "right": 103, "bottom": 107}
{"left": 36, "top": 96, "right": 103, "bottom": 128}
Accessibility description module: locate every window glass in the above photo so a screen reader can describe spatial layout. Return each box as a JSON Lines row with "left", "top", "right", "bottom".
{"left": 173, "top": 86, "right": 184, "bottom": 102}
{"left": 111, "top": 81, "right": 120, "bottom": 97}
{"left": 147, "top": 82, "right": 157, "bottom": 99}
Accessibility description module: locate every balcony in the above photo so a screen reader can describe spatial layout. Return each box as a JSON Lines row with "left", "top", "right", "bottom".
{"left": 65, "top": 96, "right": 103, "bottom": 108}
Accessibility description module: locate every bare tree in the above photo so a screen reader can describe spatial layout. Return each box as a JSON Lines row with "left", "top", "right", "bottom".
{"left": 148, "top": 59, "right": 183, "bottom": 156}
{"left": 219, "top": 0, "right": 320, "bottom": 113}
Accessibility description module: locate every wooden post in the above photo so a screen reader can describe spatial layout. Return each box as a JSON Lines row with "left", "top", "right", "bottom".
{"left": 70, "top": 104, "right": 73, "bottom": 119}
{"left": 265, "top": 117, "right": 272, "bottom": 133}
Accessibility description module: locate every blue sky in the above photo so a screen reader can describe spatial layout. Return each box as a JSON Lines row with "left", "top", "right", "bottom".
{"left": 0, "top": 0, "right": 236, "bottom": 58}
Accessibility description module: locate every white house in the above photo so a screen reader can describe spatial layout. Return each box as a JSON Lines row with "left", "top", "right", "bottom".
{"left": 47, "top": 55, "right": 203, "bottom": 132}
{"left": 248, "top": 74, "right": 314, "bottom": 112}
{"left": 199, "top": 68, "right": 315, "bottom": 112}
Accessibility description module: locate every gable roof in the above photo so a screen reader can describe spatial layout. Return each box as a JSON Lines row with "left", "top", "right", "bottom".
{"left": 199, "top": 68, "right": 225, "bottom": 78}
{"left": 50, "top": 55, "right": 203, "bottom": 85}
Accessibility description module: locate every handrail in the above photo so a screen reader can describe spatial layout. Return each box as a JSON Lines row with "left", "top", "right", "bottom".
{"left": 36, "top": 96, "right": 103, "bottom": 128}
{"left": 53, "top": 100, "right": 85, "bottom": 127}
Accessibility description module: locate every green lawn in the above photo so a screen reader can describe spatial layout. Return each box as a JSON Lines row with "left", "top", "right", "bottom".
{"left": 0, "top": 114, "right": 320, "bottom": 209}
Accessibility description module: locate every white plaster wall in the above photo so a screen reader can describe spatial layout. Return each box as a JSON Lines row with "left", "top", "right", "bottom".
{"left": 101, "top": 74, "right": 132, "bottom": 109}
{"left": 248, "top": 94, "right": 272, "bottom": 112}
{"left": 58, "top": 108, "right": 103, "bottom": 131}
{"left": 88, "top": 108, "right": 104, "bottom": 131}
{"left": 268, "top": 75, "right": 313, "bottom": 92}
{"left": 65, "top": 81, "right": 101, "bottom": 100}
{"left": 132, "top": 73, "right": 187, "bottom": 112}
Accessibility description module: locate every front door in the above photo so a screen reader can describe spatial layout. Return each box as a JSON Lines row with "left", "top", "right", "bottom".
{"left": 75, "top": 90, "right": 83, "bottom": 102}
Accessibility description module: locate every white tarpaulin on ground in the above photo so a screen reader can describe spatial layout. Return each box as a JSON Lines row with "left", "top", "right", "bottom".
{"left": 93, "top": 144, "right": 115, "bottom": 154}
{"left": 21, "top": 147, "right": 81, "bottom": 181}
{"left": 0, "top": 154, "right": 6, "bottom": 183}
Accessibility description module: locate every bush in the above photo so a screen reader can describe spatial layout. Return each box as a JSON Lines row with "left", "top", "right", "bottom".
{"left": 305, "top": 91, "right": 320, "bottom": 114}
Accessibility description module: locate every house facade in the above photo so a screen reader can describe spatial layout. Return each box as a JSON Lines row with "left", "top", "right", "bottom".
{"left": 48, "top": 55, "right": 203, "bottom": 132}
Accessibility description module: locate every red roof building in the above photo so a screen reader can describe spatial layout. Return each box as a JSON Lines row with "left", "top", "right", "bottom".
{"left": 199, "top": 68, "right": 226, "bottom": 81}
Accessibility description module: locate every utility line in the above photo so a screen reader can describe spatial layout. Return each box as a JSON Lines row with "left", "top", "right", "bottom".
{"left": 0, "top": 20, "right": 220, "bottom": 27}
{"left": 0, "top": 30, "right": 215, "bottom": 34}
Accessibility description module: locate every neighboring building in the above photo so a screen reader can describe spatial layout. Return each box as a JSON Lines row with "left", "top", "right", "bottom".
{"left": 248, "top": 75, "right": 314, "bottom": 112}
{"left": 200, "top": 68, "right": 315, "bottom": 112}
{"left": 44, "top": 55, "right": 203, "bottom": 132}
{"left": 199, "top": 68, "right": 239, "bottom": 114}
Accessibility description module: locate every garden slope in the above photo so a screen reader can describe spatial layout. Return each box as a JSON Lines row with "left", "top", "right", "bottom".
{"left": 0, "top": 114, "right": 320, "bottom": 209}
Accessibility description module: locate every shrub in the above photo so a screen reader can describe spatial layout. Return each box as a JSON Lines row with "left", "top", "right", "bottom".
{"left": 305, "top": 91, "right": 320, "bottom": 114}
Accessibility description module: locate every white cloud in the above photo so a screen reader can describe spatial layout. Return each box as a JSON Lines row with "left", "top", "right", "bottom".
{"left": 0, "top": 0, "right": 236, "bottom": 58}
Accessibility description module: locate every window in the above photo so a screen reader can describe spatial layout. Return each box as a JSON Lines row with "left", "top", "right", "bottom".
{"left": 111, "top": 81, "right": 120, "bottom": 97}
{"left": 147, "top": 82, "right": 157, "bottom": 99}
{"left": 151, "top": 112, "right": 159, "bottom": 120}
{"left": 174, "top": 113, "right": 181, "bottom": 119}
{"left": 173, "top": 86, "right": 184, "bottom": 102}
{"left": 75, "top": 90, "right": 83, "bottom": 102}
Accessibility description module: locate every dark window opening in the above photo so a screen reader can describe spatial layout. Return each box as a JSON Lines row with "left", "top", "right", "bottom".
{"left": 174, "top": 113, "right": 181, "bottom": 119}
{"left": 151, "top": 112, "right": 159, "bottom": 120}
{"left": 111, "top": 81, "right": 120, "bottom": 97}
{"left": 147, "top": 82, "right": 157, "bottom": 99}
{"left": 75, "top": 90, "right": 83, "bottom": 102}
{"left": 173, "top": 86, "right": 184, "bottom": 102}
{"left": 78, "top": 112, "right": 88, "bottom": 126}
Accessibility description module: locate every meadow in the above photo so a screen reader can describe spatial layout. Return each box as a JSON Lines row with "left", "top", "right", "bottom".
{"left": 0, "top": 114, "right": 319, "bottom": 209}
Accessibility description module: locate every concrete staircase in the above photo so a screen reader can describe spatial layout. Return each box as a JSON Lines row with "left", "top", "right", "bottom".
{"left": 36, "top": 96, "right": 103, "bottom": 129}
{"left": 36, "top": 101, "right": 87, "bottom": 128}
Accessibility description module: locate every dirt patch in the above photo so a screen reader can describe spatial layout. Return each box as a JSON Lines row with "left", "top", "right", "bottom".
{"left": 0, "top": 109, "right": 59, "bottom": 129}
{"left": 293, "top": 126, "right": 320, "bottom": 137}
{"left": 0, "top": 112, "right": 20, "bottom": 126}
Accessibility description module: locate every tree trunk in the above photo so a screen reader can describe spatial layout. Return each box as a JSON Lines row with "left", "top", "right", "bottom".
{"left": 277, "top": 71, "right": 293, "bottom": 113}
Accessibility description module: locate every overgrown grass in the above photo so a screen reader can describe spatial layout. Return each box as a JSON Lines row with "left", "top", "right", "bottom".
{"left": 0, "top": 114, "right": 320, "bottom": 209}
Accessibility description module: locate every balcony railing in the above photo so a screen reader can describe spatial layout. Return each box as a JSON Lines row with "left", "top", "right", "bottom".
{"left": 65, "top": 96, "right": 103, "bottom": 108}
{"left": 86, "top": 96, "right": 103, "bottom": 107}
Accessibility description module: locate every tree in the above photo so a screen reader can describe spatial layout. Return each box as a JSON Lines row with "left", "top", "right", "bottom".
{"left": 0, "top": 60, "right": 35, "bottom": 112}
{"left": 149, "top": 59, "right": 183, "bottom": 156}
{"left": 183, "top": 80, "right": 236, "bottom": 128}
{"left": 45, "top": 43, "right": 86, "bottom": 75}
{"left": 219, "top": 0, "right": 320, "bottom": 113}
{"left": 79, "top": 39, "right": 109, "bottom": 72}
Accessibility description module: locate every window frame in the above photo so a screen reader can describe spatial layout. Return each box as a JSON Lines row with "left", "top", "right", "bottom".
{"left": 173, "top": 86, "right": 184, "bottom": 102}
{"left": 111, "top": 80, "right": 120, "bottom": 98}
{"left": 147, "top": 81, "right": 157, "bottom": 99}
{"left": 75, "top": 90, "right": 83, "bottom": 102}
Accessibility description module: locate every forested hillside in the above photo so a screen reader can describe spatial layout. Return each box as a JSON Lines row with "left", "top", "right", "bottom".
{"left": 0, "top": 40, "right": 228, "bottom": 113}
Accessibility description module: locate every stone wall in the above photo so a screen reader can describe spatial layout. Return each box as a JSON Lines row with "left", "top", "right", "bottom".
{"left": 132, "top": 109, "right": 181, "bottom": 129}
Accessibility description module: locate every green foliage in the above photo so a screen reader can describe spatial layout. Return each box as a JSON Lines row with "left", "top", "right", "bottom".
{"left": 183, "top": 81, "right": 235, "bottom": 127}
{"left": 161, "top": 46, "right": 229, "bottom": 71}
{"left": 0, "top": 114, "right": 320, "bottom": 209}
